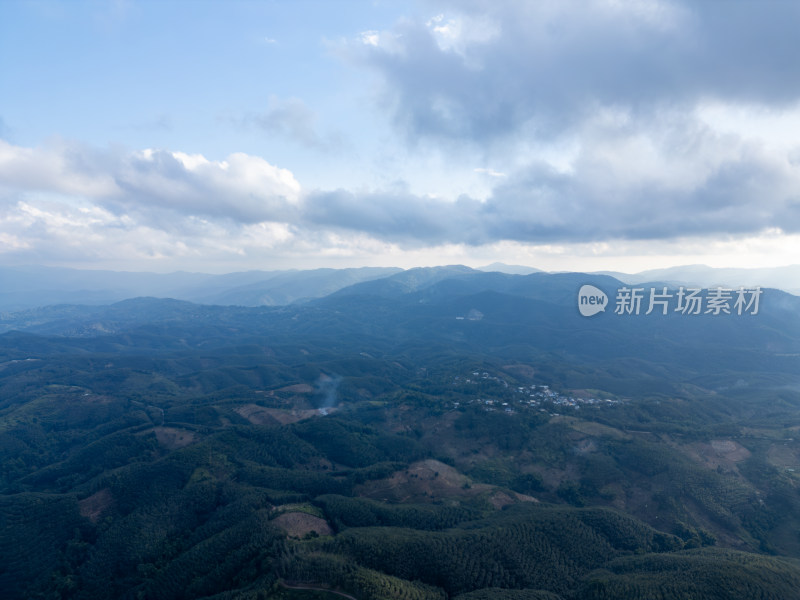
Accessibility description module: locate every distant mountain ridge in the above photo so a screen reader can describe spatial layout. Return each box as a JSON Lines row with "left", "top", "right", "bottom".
{"left": 0, "top": 265, "right": 401, "bottom": 311}
{"left": 2, "top": 268, "right": 798, "bottom": 386}
{"left": 595, "top": 264, "right": 800, "bottom": 295}
{"left": 477, "top": 262, "right": 543, "bottom": 275}
{"left": 0, "top": 263, "right": 796, "bottom": 312}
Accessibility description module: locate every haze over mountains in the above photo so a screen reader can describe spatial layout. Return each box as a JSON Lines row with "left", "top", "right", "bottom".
{"left": 1, "top": 266, "right": 798, "bottom": 395}
{"left": 3, "top": 263, "right": 800, "bottom": 599}
{"left": 0, "top": 265, "right": 401, "bottom": 311}
{"left": 0, "top": 263, "right": 796, "bottom": 312}
{"left": 596, "top": 264, "right": 800, "bottom": 296}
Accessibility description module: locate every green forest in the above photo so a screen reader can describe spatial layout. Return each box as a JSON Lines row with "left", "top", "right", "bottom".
{"left": 2, "top": 271, "right": 800, "bottom": 599}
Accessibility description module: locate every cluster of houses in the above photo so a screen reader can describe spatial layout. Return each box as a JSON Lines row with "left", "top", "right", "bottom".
{"left": 451, "top": 371, "right": 621, "bottom": 414}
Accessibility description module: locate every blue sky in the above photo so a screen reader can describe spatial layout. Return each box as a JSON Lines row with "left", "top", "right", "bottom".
{"left": 2, "top": 0, "right": 800, "bottom": 273}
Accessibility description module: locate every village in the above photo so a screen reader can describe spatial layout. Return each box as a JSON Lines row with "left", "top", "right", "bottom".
{"left": 451, "top": 370, "right": 622, "bottom": 415}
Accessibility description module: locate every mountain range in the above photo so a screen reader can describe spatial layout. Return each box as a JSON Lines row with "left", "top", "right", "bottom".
{"left": 0, "top": 262, "right": 796, "bottom": 312}
{"left": 2, "top": 264, "right": 800, "bottom": 599}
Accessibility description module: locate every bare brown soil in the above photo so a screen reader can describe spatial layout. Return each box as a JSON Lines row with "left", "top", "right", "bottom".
{"left": 79, "top": 488, "right": 113, "bottom": 523}
{"left": 681, "top": 438, "right": 751, "bottom": 474}
{"left": 356, "top": 458, "right": 493, "bottom": 503}
{"left": 488, "top": 490, "right": 538, "bottom": 509}
{"left": 234, "top": 404, "right": 282, "bottom": 425}
{"left": 556, "top": 415, "right": 630, "bottom": 439}
{"left": 278, "top": 384, "right": 314, "bottom": 394}
{"left": 272, "top": 512, "right": 333, "bottom": 538}
{"left": 153, "top": 426, "right": 196, "bottom": 449}
{"left": 235, "top": 404, "right": 337, "bottom": 425}
{"left": 234, "top": 404, "right": 336, "bottom": 425}
{"left": 767, "top": 442, "right": 800, "bottom": 470}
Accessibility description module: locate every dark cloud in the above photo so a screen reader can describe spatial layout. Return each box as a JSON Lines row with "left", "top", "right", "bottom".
{"left": 357, "top": 0, "right": 800, "bottom": 145}
{"left": 483, "top": 157, "right": 800, "bottom": 242}
{"left": 304, "top": 0, "right": 800, "bottom": 247}
{"left": 300, "top": 153, "right": 800, "bottom": 246}
{"left": 303, "top": 188, "right": 473, "bottom": 245}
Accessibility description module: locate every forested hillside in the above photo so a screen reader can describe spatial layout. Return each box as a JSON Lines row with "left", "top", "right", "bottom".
{"left": 2, "top": 269, "right": 800, "bottom": 599}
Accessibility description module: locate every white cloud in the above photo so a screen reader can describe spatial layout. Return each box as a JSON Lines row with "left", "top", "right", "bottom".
{"left": 425, "top": 11, "right": 500, "bottom": 57}
{"left": 0, "top": 140, "right": 300, "bottom": 224}
{"left": 360, "top": 30, "right": 380, "bottom": 47}
{"left": 3, "top": 0, "right": 800, "bottom": 273}
{"left": 0, "top": 139, "right": 118, "bottom": 197}
{"left": 355, "top": 27, "right": 405, "bottom": 55}
{"left": 2, "top": 130, "right": 799, "bottom": 272}
{"left": 474, "top": 167, "right": 506, "bottom": 178}
{"left": 119, "top": 148, "right": 301, "bottom": 222}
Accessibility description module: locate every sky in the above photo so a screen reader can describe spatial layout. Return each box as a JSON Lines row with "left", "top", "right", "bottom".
{"left": 2, "top": 0, "right": 800, "bottom": 274}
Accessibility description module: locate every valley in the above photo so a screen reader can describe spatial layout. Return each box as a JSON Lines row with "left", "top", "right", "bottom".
{"left": 1, "top": 267, "right": 800, "bottom": 599}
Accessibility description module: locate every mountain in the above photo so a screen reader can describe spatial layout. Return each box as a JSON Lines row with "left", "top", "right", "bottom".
{"left": 0, "top": 265, "right": 216, "bottom": 310}
{"left": 597, "top": 264, "right": 800, "bottom": 295}
{"left": 0, "top": 265, "right": 401, "bottom": 311}
{"left": 3, "top": 263, "right": 796, "bottom": 313}
{"left": 191, "top": 267, "right": 402, "bottom": 306}
{"left": 3, "top": 269, "right": 798, "bottom": 384}
{"left": 477, "top": 262, "right": 543, "bottom": 275}
{"left": 328, "top": 265, "right": 480, "bottom": 298}
{"left": 2, "top": 267, "right": 800, "bottom": 599}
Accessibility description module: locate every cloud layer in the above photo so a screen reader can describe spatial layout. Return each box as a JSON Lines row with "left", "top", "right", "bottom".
{"left": 3, "top": 126, "right": 799, "bottom": 256}
{"left": 2, "top": 0, "right": 800, "bottom": 270}
{"left": 355, "top": 0, "right": 800, "bottom": 145}
{"left": 0, "top": 139, "right": 300, "bottom": 224}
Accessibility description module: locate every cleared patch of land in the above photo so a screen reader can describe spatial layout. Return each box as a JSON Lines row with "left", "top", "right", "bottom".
{"left": 278, "top": 384, "right": 315, "bottom": 394}
{"left": 557, "top": 415, "right": 630, "bottom": 439}
{"left": 234, "top": 403, "right": 335, "bottom": 425}
{"left": 153, "top": 426, "right": 196, "bottom": 449}
{"left": 681, "top": 438, "right": 751, "bottom": 473}
{"left": 79, "top": 488, "right": 113, "bottom": 523}
{"left": 767, "top": 442, "right": 800, "bottom": 470}
{"left": 356, "top": 458, "right": 494, "bottom": 503}
{"left": 272, "top": 512, "right": 333, "bottom": 538}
